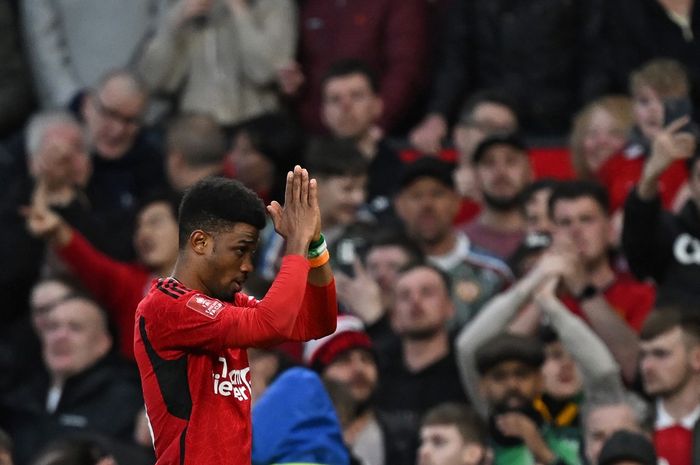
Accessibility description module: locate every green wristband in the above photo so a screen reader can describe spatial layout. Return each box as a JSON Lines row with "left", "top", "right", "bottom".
{"left": 309, "top": 233, "right": 325, "bottom": 250}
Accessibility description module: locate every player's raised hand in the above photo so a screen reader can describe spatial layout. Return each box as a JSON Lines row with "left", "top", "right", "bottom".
{"left": 267, "top": 165, "right": 321, "bottom": 255}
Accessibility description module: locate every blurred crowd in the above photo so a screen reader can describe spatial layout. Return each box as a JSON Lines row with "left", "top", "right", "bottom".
{"left": 1, "top": 0, "right": 700, "bottom": 464}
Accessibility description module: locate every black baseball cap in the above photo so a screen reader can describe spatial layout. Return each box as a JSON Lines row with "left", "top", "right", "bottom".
{"left": 472, "top": 133, "right": 527, "bottom": 164}
{"left": 398, "top": 157, "right": 455, "bottom": 191}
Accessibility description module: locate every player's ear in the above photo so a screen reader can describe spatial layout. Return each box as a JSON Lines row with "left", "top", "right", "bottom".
{"left": 190, "top": 230, "right": 211, "bottom": 254}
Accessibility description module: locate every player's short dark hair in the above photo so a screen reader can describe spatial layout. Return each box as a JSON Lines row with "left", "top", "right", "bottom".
{"left": 178, "top": 177, "right": 266, "bottom": 248}
{"left": 548, "top": 180, "right": 610, "bottom": 218}
{"left": 422, "top": 403, "right": 487, "bottom": 445}
{"left": 321, "top": 59, "right": 379, "bottom": 94}
{"left": 304, "top": 137, "right": 369, "bottom": 179}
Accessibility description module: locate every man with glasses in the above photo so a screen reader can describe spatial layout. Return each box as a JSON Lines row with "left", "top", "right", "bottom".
{"left": 80, "top": 69, "right": 166, "bottom": 260}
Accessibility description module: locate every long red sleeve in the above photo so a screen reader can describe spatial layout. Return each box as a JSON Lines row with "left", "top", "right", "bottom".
{"left": 56, "top": 229, "right": 151, "bottom": 359}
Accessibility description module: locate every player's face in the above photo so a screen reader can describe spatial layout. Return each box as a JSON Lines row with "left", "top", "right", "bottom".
{"left": 204, "top": 223, "right": 259, "bottom": 301}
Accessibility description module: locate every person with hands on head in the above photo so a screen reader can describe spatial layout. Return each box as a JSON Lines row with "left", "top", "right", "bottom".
{"left": 549, "top": 181, "right": 655, "bottom": 384}
{"left": 133, "top": 167, "right": 337, "bottom": 465}
{"left": 456, "top": 249, "right": 619, "bottom": 465}
{"left": 622, "top": 116, "right": 700, "bottom": 308}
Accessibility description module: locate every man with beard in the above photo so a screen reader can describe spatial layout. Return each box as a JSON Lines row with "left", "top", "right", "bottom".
{"left": 638, "top": 309, "right": 700, "bottom": 465}
{"left": 375, "top": 263, "right": 469, "bottom": 465}
{"left": 394, "top": 157, "right": 511, "bottom": 328}
{"left": 461, "top": 134, "right": 532, "bottom": 260}
{"left": 464, "top": 332, "right": 580, "bottom": 465}
{"left": 304, "top": 315, "right": 403, "bottom": 465}
{"left": 550, "top": 181, "right": 655, "bottom": 384}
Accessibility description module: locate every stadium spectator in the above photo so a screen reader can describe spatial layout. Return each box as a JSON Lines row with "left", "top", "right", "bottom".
{"left": 581, "top": 390, "right": 651, "bottom": 465}
{"left": 417, "top": 403, "right": 490, "bottom": 465}
{"left": 287, "top": 0, "right": 427, "bottom": 135}
{"left": 375, "top": 263, "right": 469, "bottom": 465}
{"left": 0, "top": 296, "right": 143, "bottom": 465}
{"left": 639, "top": 309, "right": 700, "bottom": 465}
{"left": 304, "top": 315, "right": 404, "bottom": 465}
{"left": 164, "top": 113, "right": 227, "bottom": 193}
{"left": 409, "top": 0, "right": 603, "bottom": 153}
{"left": 25, "top": 189, "right": 180, "bottom": 359}
{"left": 622, "top": 119, "right": 699, "bottom": 308}
{"left": 461, "top": 134, "right": 532, "bottom": 260}
{"left": 550, "top": 181, "right": 655, "bottom": 382}
{"left": 452, "top": 91, "right": 519, "bottom": 222}
{"left": 21, "top": 0, "right": 157, "bottom": 109}
{"left": 320, "top": 59, "right": 403, "bottom": 211}
{"left": 394, "top": 157, "right": 511, "bottom": 327}
{"left": 137, "top": 0, "right": 296, "bottom": 128}
{"left": 334, "top": 229, "right": 423, "bottom": 349}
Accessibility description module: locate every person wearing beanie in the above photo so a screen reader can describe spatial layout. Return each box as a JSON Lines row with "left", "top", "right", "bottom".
{"left": 303, "top": 315, "right": 403, "bottom": 465}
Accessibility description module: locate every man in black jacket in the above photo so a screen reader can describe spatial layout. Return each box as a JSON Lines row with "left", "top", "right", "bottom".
{"left": 0, "top": 296, "right": 143, "bottom": 465}
{"left": 622, "top": 116, "right": 698, "bottom": 307}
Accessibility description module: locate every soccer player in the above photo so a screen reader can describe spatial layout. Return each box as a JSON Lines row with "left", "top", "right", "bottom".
{"left": 134, "top": 167, "right": 338, "bottom": 465}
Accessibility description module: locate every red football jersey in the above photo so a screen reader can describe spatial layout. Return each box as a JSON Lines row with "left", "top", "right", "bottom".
{"left": 562, "top": 272, "right": 656, "bottom": 332}
{"left": 134, "top": 255, "right": 337, "bottom": 465}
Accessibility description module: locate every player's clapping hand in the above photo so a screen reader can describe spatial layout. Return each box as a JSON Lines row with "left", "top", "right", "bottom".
{"left": 267, "top": 165, "right": 321, "bottom": 255}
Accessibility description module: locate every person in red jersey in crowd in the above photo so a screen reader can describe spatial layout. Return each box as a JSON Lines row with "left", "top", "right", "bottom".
{"left": 639, "top": 309, "right": 700, "bottom": 465}
{"left": 133, "top": 169, "right": 338, "bottom": 465}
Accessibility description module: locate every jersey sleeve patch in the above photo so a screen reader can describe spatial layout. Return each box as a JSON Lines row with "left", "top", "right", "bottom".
{"left": 186, "top": 294, "right": 225, "bottom": 319}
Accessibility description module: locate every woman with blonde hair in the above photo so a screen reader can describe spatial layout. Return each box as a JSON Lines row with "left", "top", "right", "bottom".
{"left": 569, "top": 95, "right": 633, "bottom": 180}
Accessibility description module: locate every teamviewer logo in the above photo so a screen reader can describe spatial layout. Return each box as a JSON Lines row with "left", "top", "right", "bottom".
{"left": 213, "top": 357, "right": 251, "bottom": 401}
